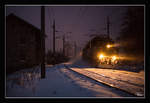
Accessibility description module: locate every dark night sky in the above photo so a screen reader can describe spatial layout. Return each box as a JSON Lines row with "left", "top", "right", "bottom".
{"left": 6, "top": 5, "right": 128, "bottom": 52}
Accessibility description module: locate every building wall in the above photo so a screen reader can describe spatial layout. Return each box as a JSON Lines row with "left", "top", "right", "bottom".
{"left": 6, "top": 14, "right": 42, "bottom": 74}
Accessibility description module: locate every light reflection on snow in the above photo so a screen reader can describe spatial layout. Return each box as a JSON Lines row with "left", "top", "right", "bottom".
{"left": 70, "top": 68, "right": 144, "bottom": 97}
{"left": 59, "top": 68, "right": 132, "bottom": 97}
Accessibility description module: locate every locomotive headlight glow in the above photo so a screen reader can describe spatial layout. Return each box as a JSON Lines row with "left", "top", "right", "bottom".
{"left": 112, "top": 56, "right": 116, "bottom": 60}
{"left": 99, "top": 54, "right": 104, "bottom": 59}
{"left": 106, "top": 44, "right": 111, "bottom": 48}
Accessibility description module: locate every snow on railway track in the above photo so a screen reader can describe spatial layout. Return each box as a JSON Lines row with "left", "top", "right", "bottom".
{"left": 64, "top": 65, "right": 144, "bottom": 97}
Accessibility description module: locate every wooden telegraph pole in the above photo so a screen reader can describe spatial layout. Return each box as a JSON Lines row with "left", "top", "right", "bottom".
{"left": 107, "top": 16, "right": 110, "bottom": 38}
{"left": 53, "top": 19, "right": 56, "bottom": 54}
{"left": 62, "top": 34, "right": 65, "bottom": 56}
{"left": 41, "top": 6, "right": 45, "bottom": 78}
{"left": 74, "top": 41, "right": 77, "bottom": 57}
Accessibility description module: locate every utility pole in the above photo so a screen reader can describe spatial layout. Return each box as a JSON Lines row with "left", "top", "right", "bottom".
{"left": 107, "top": 16, "right": 110, "bottom": 38}
{"left": 90, "top": 40, "right": 91, "bottom": 48}
{"left": 41, "top": 6, "right": 45, "bottom": 78}
{"left": 62, "top": 34, "right": 65, "bottom": 56}
{"left": 60, "top": 31, "right": 71, "bottom": 56}
{"left": 53, "top": 19, "right": 56, "bottom": 54}
{"left": 74, "top": 41, "right": 77, "bottom": 57}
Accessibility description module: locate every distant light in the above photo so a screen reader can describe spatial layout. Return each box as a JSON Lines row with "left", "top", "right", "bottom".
{"left": 112, "top": 56, "right": 116, "bottom": 60}
{"left": 106, "top": 44, "right": 111, "bottom": 48}
{"left": 99, "top": 54, "right": 104, "bottom": 60}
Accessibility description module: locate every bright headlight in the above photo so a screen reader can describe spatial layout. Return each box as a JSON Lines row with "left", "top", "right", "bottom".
{"left": 99, "top": 54, "right": 104, "bottom": 59}
{"left": 106, "top": 44, "right": 111, "bottom": 48}
{"left": 112, "top": 56, "right": 116, "bottom": 60}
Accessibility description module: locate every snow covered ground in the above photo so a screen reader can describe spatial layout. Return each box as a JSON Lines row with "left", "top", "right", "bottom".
{"left": 6, "top": 64, "right": 133, "bottom": 98}
{"left": 6, "top": 56, "right": 144, "bottom": 98}
{"left": 67, "top": 57, "right": 144, "bottom": 97}
{"left": 69, "top": 68, "right": 144, "bottom": 97}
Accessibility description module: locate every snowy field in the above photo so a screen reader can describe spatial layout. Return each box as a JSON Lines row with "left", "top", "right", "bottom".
{"left": 6, "top": 64, "right": 133, "bottom": 98}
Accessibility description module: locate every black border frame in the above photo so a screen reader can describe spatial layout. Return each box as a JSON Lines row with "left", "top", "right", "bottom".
{"left": 1, "top": 0, "right": 150, "bottom": 103}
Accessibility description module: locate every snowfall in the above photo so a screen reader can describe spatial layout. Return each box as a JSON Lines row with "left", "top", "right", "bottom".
{"left": 6, "top": 56, "right": 144, "bottom": 98}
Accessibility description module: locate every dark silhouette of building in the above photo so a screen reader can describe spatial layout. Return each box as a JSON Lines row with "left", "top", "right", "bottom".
{"left": 6, "top": 13, "right": 42, "bottom": 74}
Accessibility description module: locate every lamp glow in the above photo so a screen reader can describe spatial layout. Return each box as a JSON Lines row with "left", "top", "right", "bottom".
{"left": 99, "top": 54, "right": 104, "bottom": 59}
{"left": 106, "top": 44, "right": 111, "bottom": 48}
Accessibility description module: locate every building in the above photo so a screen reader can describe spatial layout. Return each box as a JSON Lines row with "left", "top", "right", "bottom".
{"left": 6, "top": 13, "right": 42, "bottom": 74}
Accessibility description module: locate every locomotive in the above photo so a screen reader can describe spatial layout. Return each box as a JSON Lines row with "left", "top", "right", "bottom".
{"left": 82, "top": 35, "right": 119, "bottom": 67}
{"left": 97, "top": 44, "right": 119, "bottom": 65}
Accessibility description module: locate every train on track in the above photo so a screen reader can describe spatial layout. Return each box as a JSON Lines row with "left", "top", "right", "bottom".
{"left": 82, "top": 35, "right": 120, "bottom": 67}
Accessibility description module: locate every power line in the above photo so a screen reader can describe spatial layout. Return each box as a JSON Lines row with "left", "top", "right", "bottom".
{"left": 47, "top": 7, "right": 53, "bottom": 26}
{"left": 51, "top": 7, "right": 55, "bottom": 19}
{"left": 46, "top": 7, "right": 54, "bottom": 51}
{"left": 47, "top": 8, "right": 53, "bottom": 34}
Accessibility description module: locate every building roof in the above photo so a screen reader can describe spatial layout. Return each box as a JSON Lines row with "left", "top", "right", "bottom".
{"left": 7, "top": 13, "right": 47, "bottom": 37}
{"left": 7, "top": 13, "right": 42, "bottom": 32}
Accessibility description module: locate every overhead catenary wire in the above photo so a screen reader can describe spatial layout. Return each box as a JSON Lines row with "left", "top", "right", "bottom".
{"left": 47, "top": 7, "right": 54, "bottom": 51}
{"left": 47, "top": 7, "right": 53, "bottom": 30}
{"left": 51, "top": 7, "right": 55, "bottom": 20}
